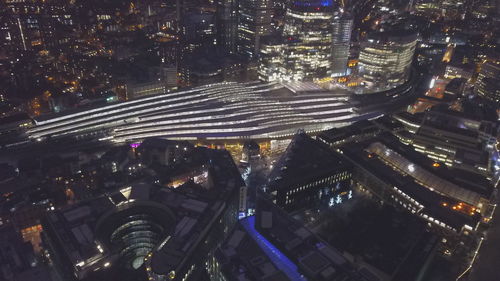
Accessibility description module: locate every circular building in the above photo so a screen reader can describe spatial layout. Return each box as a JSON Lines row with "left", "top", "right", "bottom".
{"left": 95, "top": 200, "right": 176, "bottom": 270}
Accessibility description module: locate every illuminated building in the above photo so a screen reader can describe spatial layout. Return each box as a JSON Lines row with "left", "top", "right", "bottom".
{"left": 257, "top": 35, "right": 286, "bottom": 81}
{"left": 1, "top": 0, "right": 74, "bottom": 52}
{"left": 281, "top": 0, "right": 336, "bottom": 81}
{"left": 257, "top": 3, "right": 352, "bottom": 81}
{"left": 331, "top": 11, "right": 353, "bottom": 77}
{"left": 266, "top": 132, "right": 352, "bottom": 211}
{"left": 358, "top": 30, "right": 417, "bottom": 92}
{"left": 42, "top": 140, "right": 244, "bottom": 281}
{"left": 237, "top": 0, "right": 273, "bottom": 58}
{"left": 25, "top": 82, "right": 361, "bottom": 143}
{"left": 444, "top": 64, "right": 473, "bottom": 80}
{"left": 474, "top": 61, "right": 500, "bottom": 103}
{"left": 0, "top": 224, "right": 50, "bottom": 281}
{"left": 216, "top": 0, "right": 238, "bottom": 53}
{"left": 411, "top": 110, "right": 492, "bottom": 175}
{"left": 5, "top": 79, "right": 420, "bottom": 148}
{"left": 340, "top": 134, "right": 489, "bottom": 235}
{"left": 126, "top": 66, "right": 177, "bottom": 100}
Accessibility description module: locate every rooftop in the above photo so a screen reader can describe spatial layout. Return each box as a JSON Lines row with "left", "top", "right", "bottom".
{"left": 42, "top": 139, "right": 244, "bottom": 279}
{"left": 340, "top": 136, "right": 483, "bottom": 231}
{"left": 268, "top": 132, "right": 351, "bottom": 191}
{"left": 216, "top": 217, "right": 301, "bottom": 281}
{"left": 255, "top": 192, "right": 375, "bottom": 281}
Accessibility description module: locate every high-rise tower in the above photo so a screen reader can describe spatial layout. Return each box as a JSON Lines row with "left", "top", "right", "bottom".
{"left": 216, "top": 0, "right": 239, "bottom": 54}
{"left": 331, "top": 11, "right": 353, "bottom": 77}
{"left": 358, "top": 30, "right": 417, "bottom": 92}
{"left": 474, "top": 61, "right": 500, "bottom": 103}
{"left": 237, "top": 0, "right": 273, "bottom": 58}
{"left": 282, "top": 0, "right": 336, "bottom": 81}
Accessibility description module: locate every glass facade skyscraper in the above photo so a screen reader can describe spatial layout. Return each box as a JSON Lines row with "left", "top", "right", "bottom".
{"left": 216, "top": 0, "right": 239, "bottom": 53}
{"left": 258, "top": 0, "right": 354, "bottom": 82}
{"left": 358, "top": 31, "right": 417, "bottom": 92}
{"left": 331, "top": 11, "right": 353, "bottom": 77}
{"left": 237, "top": 0, "right": 273, "bottom": 58}
{"left": 282, "top": 0, "right": 336, "bottom": 81}
{"left": 474, "top": 61, "right": 500, "bottom": 103}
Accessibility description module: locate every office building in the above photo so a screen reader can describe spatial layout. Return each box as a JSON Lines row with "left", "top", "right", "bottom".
{"left": 281, "top": 0, "right": 336, "bottom": 81}
{"left": 216, "top": 0, "right": 239, "bottom": 53}
{"left": 474, "top": 61, "right": 500, "bottom": 103}
{"left": 331, "top": 11, "right": 353, "bottom": 77}
{"left": 257, "top": 35, "right": 286, "bottom": 81}
{"left": 444, "top": 64, "right": 473, "bottom": 80}
{"left": 237, "top": 0, "right": 273, "bottom": 58}
{"left": 358, "top": 30, "right": 417, "bottom": 92}
{"left": 411, "top": 110, "right": 492, "bottom": 175}
{"left": 340, "top": 134, "right": 491, "bottom": 235}
{"left": 266, "top": 132, "right": 352, "bottom": 212}
{"left": 42, "top": 139, "right": 244, "bottom": 281}
{"left": 181, "top": 11, "right": 217, "bottom": 48}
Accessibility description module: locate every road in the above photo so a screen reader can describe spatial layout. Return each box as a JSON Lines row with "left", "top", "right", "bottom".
{"left": 467, "top": 194, "right": 500, "bottom": 281}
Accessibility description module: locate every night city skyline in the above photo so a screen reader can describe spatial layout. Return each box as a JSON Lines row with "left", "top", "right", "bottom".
{"left": 0, "top": 0, "right": 499, "bottom": 280}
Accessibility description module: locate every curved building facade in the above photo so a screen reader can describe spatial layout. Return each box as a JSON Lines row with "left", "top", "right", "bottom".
{"left": 358, "top": 31, "right": 417, "bottom": 92}
{"left": 27, "top": 81, "right": 360, "bottom": 143}
{"left": 282, "top": 0, "right": 336, "bottom": 81}
{"left": 95, "top": 201, "right": 176, "bottom": 270}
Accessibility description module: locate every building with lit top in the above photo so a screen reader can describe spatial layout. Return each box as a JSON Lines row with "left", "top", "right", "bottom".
{"left": 281, "top": 0, "right": 336, "bottom": 81}
{"left": 358, "top": 30, "right": 417, "bottom": 92}
{"left": 257, "top": 4, "right": 354, "bottom": 82}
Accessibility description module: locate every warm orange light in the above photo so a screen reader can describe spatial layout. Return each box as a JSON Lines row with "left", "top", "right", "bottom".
{"left": 432, "top": 162, "right": 440, "bottom": 168}
{"left": 442, "top": 202, "right": 448, "bottom": 207}
{"left": 452, "top": 206, "right": 457, "bottom": 210}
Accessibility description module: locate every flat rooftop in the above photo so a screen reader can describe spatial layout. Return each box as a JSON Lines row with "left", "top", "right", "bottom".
{"left": 43, "top": 140, "right": 244, "bottom": 279}
{"left": 255, "top": 193, "right": 375, "bottom": 281}
{"left": 216, "top": 217, "right": 300, "bottom": 281}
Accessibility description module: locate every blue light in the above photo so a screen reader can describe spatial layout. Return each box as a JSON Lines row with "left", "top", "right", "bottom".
{"left": 241, "top": 216, "right": 308, "bottom": 281}
{"left": 293, "top": 0, "right": 333, "bottom": 7}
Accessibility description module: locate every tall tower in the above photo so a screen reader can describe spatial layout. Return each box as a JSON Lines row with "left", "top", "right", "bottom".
{"left": 216, "top": 0, "right": 239, "bottom": 54}
{"left": 331, "top": 11, "right": 353, "bottom": 77}
{"left": 474, "top": 61, "right": 500, "bottom": 103}
{"left": 237, "top": 0, "right": 273, "bottom": 58}
{"left": 282, "top": 0, "right": 336, "bottom": 81}
{"left": 358, "top": 30, "right": 417, "bottom": 92}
